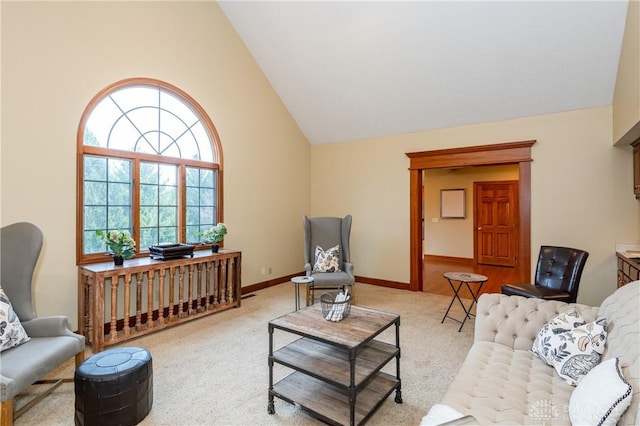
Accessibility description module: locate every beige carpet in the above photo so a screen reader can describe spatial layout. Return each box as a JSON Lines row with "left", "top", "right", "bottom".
{"left": 14, "top": 283, "right": 475, "bottom": 425}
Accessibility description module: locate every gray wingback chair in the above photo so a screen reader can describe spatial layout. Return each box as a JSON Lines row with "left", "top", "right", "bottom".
{"left": 303, "top": 215, "right": 355, "bottom": 304}
{"left": 1, "top": 222, "right": 85, "bottom": 426}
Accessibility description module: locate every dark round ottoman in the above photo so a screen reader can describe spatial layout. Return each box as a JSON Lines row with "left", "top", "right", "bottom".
{"left": 74, "top": 347, "right": 153, "bottom": 426}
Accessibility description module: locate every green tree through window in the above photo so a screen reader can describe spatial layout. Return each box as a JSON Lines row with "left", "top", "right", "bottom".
{"left": 77, "top": 78, "right": 223, "bottom": 264}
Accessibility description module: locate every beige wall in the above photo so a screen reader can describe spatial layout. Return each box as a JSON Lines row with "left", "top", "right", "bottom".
{"left": 1, "top": 2, "right": 310, "bottom": 328}
{"left": 312, "top": 107, "right": 638, "bottom": 306}
{"left": 612, "top": 0, "right": 640, "bottom": 243}
{"left": 613, "top": 0, "right": 640, "bottom": 143}
{"left": 423, "top": 165, "right": 519, "bottom": 258}
{"left": 613, "top": 0, "right": 640, "bottom": 242}
{"left": 2, "top": 2, "right": 638, "bottom": 329}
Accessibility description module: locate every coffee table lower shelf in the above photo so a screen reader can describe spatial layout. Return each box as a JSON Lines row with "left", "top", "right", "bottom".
{"left": 271, "top": 370, "right": 399, "bottom": 426}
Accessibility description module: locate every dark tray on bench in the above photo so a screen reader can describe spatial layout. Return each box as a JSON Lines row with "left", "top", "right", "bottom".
{"left": 149, "top": 243, "right": 195, "bottom": 260}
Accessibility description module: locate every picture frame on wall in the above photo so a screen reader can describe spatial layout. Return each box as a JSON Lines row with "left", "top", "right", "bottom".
{"left": 440, "top": 189, "right": 466, "bottom": 219}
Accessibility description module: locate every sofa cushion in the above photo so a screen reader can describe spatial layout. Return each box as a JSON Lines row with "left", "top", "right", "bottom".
{"left": 441, "top": 341, "right": 575, "bottom": 425}
{"left": 569, "top": 357, "right": 633, "bottom": 426}
{"left": 0, "top": 335, "right": 84, "bottom": 401}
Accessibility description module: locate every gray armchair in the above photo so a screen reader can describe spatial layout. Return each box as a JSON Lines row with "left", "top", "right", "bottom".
{"left": 1, "top": 222, "right": 85, "bottom": 426}
{"left": 303, "top": 215, "right": 355, "bottom": 305}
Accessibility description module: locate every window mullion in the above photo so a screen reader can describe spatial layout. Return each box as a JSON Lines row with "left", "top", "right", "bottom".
{"left": 132, "top": 159, "right": 141, "bottom": 255}
{"left": 178, "top": 165, "right": 186, "bottom": 243}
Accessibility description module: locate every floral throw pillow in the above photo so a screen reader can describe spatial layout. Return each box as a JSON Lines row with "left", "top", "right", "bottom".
{"left": 532, "top": 309, "right": 586, "bottom": 364}
{"left": 313, "top": 245, "right": 341, "bottom": 273}
{"left": 532, "top": 309, "right": 607, "bottom": 385}
{"left": 0, "top": 287, "right": 31, "bottom": 352}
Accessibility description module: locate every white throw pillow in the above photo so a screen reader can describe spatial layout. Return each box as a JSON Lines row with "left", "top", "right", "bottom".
{"left": 0, "top": 287, "right": 31, "bottom": 352}
{"left": 569, "top": 357, "right": 633, "bottom": 426}
{"left": 312, "top": 245, "right": 341, "bottom": 273}
{"left": 420, "top": 404, "right": 466, "bottom": 426}
{"left": 532, "top": 310, "right": 607, "bottom": 385}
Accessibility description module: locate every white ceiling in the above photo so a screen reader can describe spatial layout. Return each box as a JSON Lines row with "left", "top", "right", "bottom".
{"left": 219, "top": 1, "right": 629, "bottom": 145}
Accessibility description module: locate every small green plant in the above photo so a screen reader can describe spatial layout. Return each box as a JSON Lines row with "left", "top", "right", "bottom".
{"left": 96, "top": 229, "right": 136, "bottom": 259}
{"left": 197, "top": 223, "right": 228, "bottom": 244}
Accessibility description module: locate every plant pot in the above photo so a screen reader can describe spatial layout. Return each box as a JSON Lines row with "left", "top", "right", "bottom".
{"left": 113, "top": 255, "right": 124, "bottom": 266}
{"left": 211, "top": 244, "right": 219, "bottom": 253}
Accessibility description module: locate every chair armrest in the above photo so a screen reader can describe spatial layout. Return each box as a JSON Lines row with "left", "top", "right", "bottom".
{"left": 21, "top": 316, "right": 80, "bottom": 338}
{"left": 304, "top": 263, "right": 312, "bottom": 275}
{"left": 474, "top": 293, "right": 599, "bottom": 351}
{"left": 343, "top": 262, "right": 354, "bottom": 277}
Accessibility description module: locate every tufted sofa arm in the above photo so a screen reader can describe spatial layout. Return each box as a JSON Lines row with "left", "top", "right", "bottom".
{"left": 474, "top": 293, "right": 600, "bottom": 352}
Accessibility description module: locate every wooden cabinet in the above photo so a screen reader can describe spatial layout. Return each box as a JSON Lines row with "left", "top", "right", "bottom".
{"left": 78, "top": 249, "right": 241, "bottom": 352}
{"left": 617, "top": 252, "right": 640, "bottom": 288}
{"left": 633, "top": 140, "right": 640, "bottom": 199}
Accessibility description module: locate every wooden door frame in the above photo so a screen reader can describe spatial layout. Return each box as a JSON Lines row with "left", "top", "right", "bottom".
{"left": 406, "top": 140, "right": 535, "bottom": 291}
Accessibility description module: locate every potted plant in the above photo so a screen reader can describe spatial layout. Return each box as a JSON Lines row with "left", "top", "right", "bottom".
{"left": 96, "top": 229, "right": 136, "bottom": 265}
{"left": 197, "top": 223, "right": 228, "bottom": 252}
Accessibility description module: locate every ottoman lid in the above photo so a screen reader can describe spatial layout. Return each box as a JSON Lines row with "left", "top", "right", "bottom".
{"left": 76, "top": 347, "right": 151, "bottom": 380}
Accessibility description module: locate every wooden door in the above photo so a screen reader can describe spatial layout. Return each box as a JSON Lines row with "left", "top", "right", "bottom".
{"left": 474, "top": 181, "right": 518, "bottom": 267}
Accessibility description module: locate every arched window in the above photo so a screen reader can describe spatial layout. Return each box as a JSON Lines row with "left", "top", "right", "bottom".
{"left": 77, "top": 78, "right": 223, "bottom": 264}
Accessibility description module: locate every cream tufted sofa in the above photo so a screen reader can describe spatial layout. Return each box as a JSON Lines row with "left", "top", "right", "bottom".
{"left": 423, "top": 280, "right": 639, "bottom": 425}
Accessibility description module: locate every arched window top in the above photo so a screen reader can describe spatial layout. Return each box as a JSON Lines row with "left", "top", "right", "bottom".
{"left": 76, "top": 78, "right": 223, "bottom": 265}
{"left": 81, "top": 78, "right": 221, "bottom": 164}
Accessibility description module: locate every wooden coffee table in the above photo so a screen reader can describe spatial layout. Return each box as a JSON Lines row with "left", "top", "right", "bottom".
{"left": 268, "top": 304, "right": 402, "bottom": 426}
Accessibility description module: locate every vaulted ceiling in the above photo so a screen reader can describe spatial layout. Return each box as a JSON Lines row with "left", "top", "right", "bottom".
{"left": 219, "top": 1, "right": 629, "bottom": 145}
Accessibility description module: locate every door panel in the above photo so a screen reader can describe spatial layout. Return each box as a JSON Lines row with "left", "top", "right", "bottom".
{"left": 474, "top": 181, "right": 518, "bottom": 267}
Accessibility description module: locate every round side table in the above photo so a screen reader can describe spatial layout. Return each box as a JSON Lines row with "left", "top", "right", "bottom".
{"left": 291, "top": 276, "right": 314, "bottom": 310}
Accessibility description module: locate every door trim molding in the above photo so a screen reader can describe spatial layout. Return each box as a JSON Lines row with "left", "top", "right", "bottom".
{"left": 406, "top": 140, "right": 536, "bottom": 291}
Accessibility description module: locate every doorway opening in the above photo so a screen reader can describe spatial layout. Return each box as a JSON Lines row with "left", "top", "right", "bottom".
{"left": 406, "top": 140, "right": 536, "bottom": 292}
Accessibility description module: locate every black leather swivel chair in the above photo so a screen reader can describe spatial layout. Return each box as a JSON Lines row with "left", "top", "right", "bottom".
{"left": 501, "top": 246, "right": 589, "bottom": 303}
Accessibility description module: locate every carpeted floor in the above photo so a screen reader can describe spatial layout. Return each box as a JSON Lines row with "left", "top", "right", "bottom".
{"left": 14, "top": 283, "right": 476, "bottom": 425}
